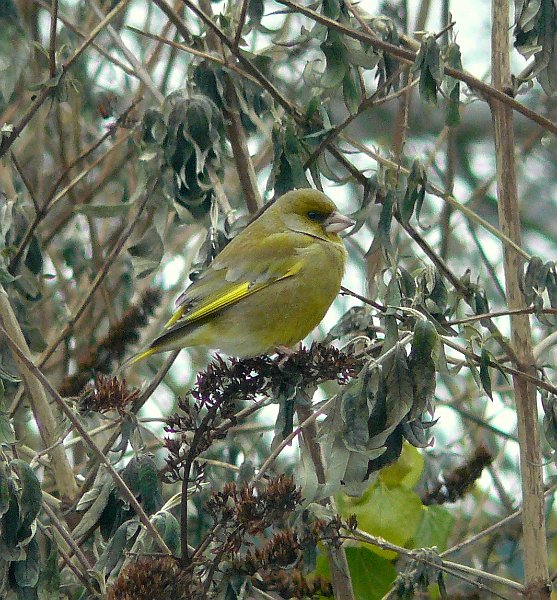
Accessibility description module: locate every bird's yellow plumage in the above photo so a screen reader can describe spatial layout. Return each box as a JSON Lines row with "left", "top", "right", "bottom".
{"left": 128, "top": 188, "right": 354, "bottom": 364}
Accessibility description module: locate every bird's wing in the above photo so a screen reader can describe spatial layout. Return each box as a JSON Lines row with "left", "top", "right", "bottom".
{"left": 164, "top": 231, "right": 306, "bottom": 330}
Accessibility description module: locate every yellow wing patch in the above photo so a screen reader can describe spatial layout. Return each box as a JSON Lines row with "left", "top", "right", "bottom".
{"left": 127, "top": 346, "right": 158, "bottom": 366}
{"left": 165, "top": 261, "right": 304, "bottom": 329}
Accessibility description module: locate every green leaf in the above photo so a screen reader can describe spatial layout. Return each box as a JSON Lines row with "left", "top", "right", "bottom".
{"left": 411, "top": 505, "right": 454, "bottom": 551}
{"left": 341, "top": 377, "right": 370, "bottom": 451}
{"left": 37, "top": 536, "right": 60, "bottom": 599}
{"left": 542, "top": 393, "right": 557, "bottom": 451}
{"left": 412, "top": 35, "right": 443, "bottom": 105}
{"left": 321, "top": 382, "right": 386, "bottom": 497}
{"left": 322, "top": 0, "right": 341, "bottom": 19}
{"left": 13, "top": 534, "right": 40, "bottom": 588}
{"left": 305, "top": 96, "right": 320, "bottom": 120}
{"left": 24, "top": 235, "right": 43, "bottom": 276}
{"left": 320, "top": 39, "right": 347, "bottom": 88}
{"left": 384, "top": 345, "right": 414, "bottom": 427}
{"left": 425, "top": 270, "right": 448, "bottom": 315}
{"left": 0, "top": 1, "right": 29, "bottom": 102}
{"left": 474, "top": 288, "right": 490, "bottom": 319}
{"left": 0, "top": 558, "right": 9, "bottom": 598}
{"left": 272, "top": 394, "right": 295, "bottom": 448}
{"left": 122, "top": 457, "right": 141, "bottom": 495}
{"left": 268, "top": 120, "right": 311, "bottom": 195}
{"left": 547, "top": 267, "right": 557, "bottom": 303}
{"left": 342, "top": 69, "right": 360, "bottom": 114}
{"left": 73, "top": 475, "right": 113, "bottom": 540}
{"left": 340, "top": 482, "right": 423, "bottom": 553}
{"left": 400, "top": 161, "right": 427, "bottom": 225}
{"left": 0, "top": 462, "right": 10, "bottom": 517}
{"left": 128, "top": 226, "right": 164, "bottom": 279}
{"left": 523, "top": 255, "right": 549, "bottom": 306}
{"left": 247, "top": 0, "right": 264, "bottom": 27}
{"left": 0, "top": 380, "right": 15, "bottom": 444}
{"left": 514, "top": 0, "right": 557, "bottom": 94}
{"left": 151, "top": 511, "right": 181, "bottom": 555}
{"left": 368, "top": 190, "right": 394, "bottom": 256}
{"left": 96, "top": 520, "right": 141, "bottom": 577}
{"left": 142, "top": 108, "right": 167, "bottom": 144}
{"left": 23, "top": 325, "right": 46, "bottom": 353}
{"left": 11, "top": 460, "right": 42, "bottom": 540}
{"left": 138, "top": 455, "right": 163, "bottom": 515}
{"left": 412, "top": 320, "right": 438, "bottom": 356}
{"left": 479, "top": 348, "right": 493, "bottom": 400}
{"left": 297, "top": 436, "right": 319, "bottom": 504}
{"left": 444, "top": 43, "right": 462, "bottom": 126}
{"left": 408, "top": 320, "right": 437, "bottom": 420}
{"left": 1, "top": 484, "right": 20, "bottom": 554}
{"left": 379, "top": 444, "right": 424, "bottom": 489}
{"left": 346, "top": 546, "right": 397, "bottom": 600}
{"left": 345, "top": 38, "right": 380, "bottom": 70}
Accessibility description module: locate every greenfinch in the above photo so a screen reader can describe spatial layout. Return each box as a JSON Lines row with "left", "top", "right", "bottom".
{"left": 130, "top": 189, "right": 354, "bottom": 363}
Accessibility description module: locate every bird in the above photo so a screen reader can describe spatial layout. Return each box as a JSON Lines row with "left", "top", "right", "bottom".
{"left": 129, "top": 188, "right": 354, "bottom": 364}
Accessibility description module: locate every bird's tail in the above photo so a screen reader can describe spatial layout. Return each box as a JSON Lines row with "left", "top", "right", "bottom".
{"left": 117, "top": 346, "right": 159, "bottom": 373}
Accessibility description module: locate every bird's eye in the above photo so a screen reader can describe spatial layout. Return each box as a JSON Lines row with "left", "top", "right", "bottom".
{"left": 307, "top": 211, "right": 325, "bottom": 222}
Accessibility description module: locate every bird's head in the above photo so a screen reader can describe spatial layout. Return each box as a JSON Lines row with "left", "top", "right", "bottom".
{"left": 274, "top": 189, "right": 355, "bottom": 243}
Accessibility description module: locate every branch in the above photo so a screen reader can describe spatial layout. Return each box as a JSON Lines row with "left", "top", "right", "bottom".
{"left": 347, "top": 528, "right": 524, "bottom": 597}
{"left": 441, "top": 483, "right": 557, "bottom": 559}
{"left": 35, "top": 0, "right": 136, "bottom": 76}
{"left": 0, "top": 0, "right": 133, "bottom": 158}
{"left": 296, "top": 398, "right": 355, "bottom": 600}
{"left": 275, "top": 0, "right": 557, "bottom": 136}
{"left": 490, "top": 3, "right": 550, "bottom": 597}
{"left": 0, "top": 324, "right": 172, "bottom": 556}
{"left": 89, "top": 0, "right": 164, "bottom": 103}
{"left": 38, "top": 190, "right": 151, "bottom": 366}
{"left": 48, "top": 0, "right": 59, "bottom": 78}
{"left": 8, "top": 104, "right": 137, "bottom": 274}
{"left": 0, "top": 285, "right": 78, "bottom": 500}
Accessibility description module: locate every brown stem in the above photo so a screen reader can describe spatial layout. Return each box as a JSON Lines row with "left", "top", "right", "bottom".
{"left": 489, "top": 2, "right": 550, "bottom": 598}
{"left": 224, "top": 82, "right": 263, "bottom": 213}
{"left": 0, "top": 285, "right": 78, "bottom": 500}
{"left": 296, "top": 399, "right": 356, "bottom": 600}
{"left": 48, "top": 0, "right": 59, "bottom": 78}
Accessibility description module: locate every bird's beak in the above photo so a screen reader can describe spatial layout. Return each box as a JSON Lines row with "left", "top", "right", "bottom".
{"left": 324, "top": 211, "right": 355, "bottom": 234}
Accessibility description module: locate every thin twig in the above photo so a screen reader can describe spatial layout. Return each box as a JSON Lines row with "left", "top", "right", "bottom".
{"left": 233, "top": 0, "right": 250, "bottom": 49}
{"left": 275, "top": 0, "right": 557, "bottom": 136}
{"left": 0, "top": 325, "right": 172, "bottom": 556}
{"left": 442, "top": 484, "right": 557, "bottom": 558}
{"left": 38, "top": 523, "right": 99, "bottom": 596}
{"left": 0, "top": 285, "right": 78, "bottom": 500}
{"left": 34, "top": 0, "right": 136, "bottom": 76}
{"left": 126, "top": 27, "right": 260, "bottom": 84}
{"left": 41, "top": 501, "right": 92, "bottom": 574}
{"left": 8, "top": 111, "right": 137, "bottom": 274}
{"left": 0, "top": 0, "right": 133, "bottom": 158}
{"left": 48, "top": 0, "right": 59, "bottom": 78}
{"left": 89, "top": 0, "right": 164, "bottom": 103}
{"left": 10, "top": 151, "right": 39, "bottom": 212}
{"left": 38, "top": 190, "right": 151, "bottom": 365}
{"left": 346, "top": 528, "right": 524, "bottom": 593}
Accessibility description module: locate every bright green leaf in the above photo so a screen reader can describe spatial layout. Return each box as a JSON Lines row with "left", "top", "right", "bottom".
{"left": 411, "top": 505, "right": 454, "bottom": 551}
